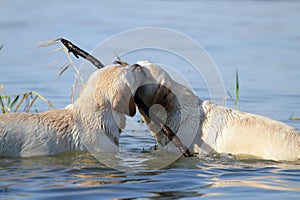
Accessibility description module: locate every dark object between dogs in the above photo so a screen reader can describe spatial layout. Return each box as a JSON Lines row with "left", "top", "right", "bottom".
{"left": 133, "top": 94, "right": 192, "bottom": 157}
{"left": 60, "top": 38, "right": 193, "bottom": 157}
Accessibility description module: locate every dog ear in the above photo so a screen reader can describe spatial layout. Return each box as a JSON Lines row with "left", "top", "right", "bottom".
{"left": 112, "top": 86, "right": 136, "bottom": 117}
{"left": 94, "top": 71, "right": 136, "bottom": 117}
{"left": 153, "top": 84, "right": 175, "bottom": 110}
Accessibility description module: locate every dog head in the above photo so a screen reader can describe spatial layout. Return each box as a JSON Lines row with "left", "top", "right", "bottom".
{"left": 102, "top": 62, "right": 180, "bottom": 147}
{"left": 93, "top": 64, "right": 144, "bottom": 117}
{"left": 94, "top": 62, "right": 174, "bottom": 117}
{"left": 73, "top": 63, "right": 146, "bottom": 151}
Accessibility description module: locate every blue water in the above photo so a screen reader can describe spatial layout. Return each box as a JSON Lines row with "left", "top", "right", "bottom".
{"left": 1, "top": 0, "right": 300, "bottom": 199}
{"left": 1, "top": 152, "right": 300, "bottom": 199}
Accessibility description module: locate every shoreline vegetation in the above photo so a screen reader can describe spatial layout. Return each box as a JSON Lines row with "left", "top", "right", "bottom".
{"left": 0, "top": 84, "right": 54, "bottom": 114}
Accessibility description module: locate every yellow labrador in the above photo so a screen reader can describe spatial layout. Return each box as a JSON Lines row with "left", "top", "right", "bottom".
{"left": 131, "top": 61, "right": 300, "bottom": 161}
{"left": 0, "top": 64, "right": 137, "bottom": 157}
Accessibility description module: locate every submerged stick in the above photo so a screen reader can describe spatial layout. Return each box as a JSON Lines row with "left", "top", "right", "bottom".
{"left": 133, "top": 95, "right": 192, "bottom": 157}
{"left": 59, "top": 38, "right": 192, "bottom": 157}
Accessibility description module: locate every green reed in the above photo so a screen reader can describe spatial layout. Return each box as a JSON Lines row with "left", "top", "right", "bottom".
{"left": 227, "top": 69, "right": 240, "bottom": 110}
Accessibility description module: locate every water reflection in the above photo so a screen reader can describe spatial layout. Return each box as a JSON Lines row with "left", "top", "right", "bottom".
{"left": 1, "top": 151, "right": 300, "bottom": 199}
{"left": 194, "top": 157, "right": 300, "bottom": 197}
{"left": 209, "top": 175, "right": 300, "bottom": 192}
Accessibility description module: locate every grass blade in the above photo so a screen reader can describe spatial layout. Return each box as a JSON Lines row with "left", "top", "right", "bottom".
{"left": 14, "top": 93, "right": 29, "bottom": 112}
{"left": 48, "top": 52, "right": 65, "bottom": 68}
{"left": 62, "top": 46, "right": 84, "bottom": 84}
{"left": 235, "top": 69, "right": 240, "bottom": 110}
{"left": 10, "top": 95, "right": 20, "bottom": 110}
{"left": 0, "top": 85, "right": 8, "bottom": 113}
{"left": 36, "top": 38, "right": 62, "bottom": 47}
{"left": 31, "top": 91, "right": 55, "bottom": 109}
{"left": 290, "top": 117, "right": 300, "bottom": 120}
{"left": 114, "top": 51, "right": 122, "bottom": 62}
{"left": 26, "top": 95, "right": 38, "bottom": 113}
{"left": 0, "top": 95, "right": 5, "bottom": 114}
{"left": 46, "top": 47, "right": 63, "bottom": 56}
{"left": 288, "top": 112, "right": 300, "bottom": 120}
{"left": 56, "top": 63, "right": 71, "bottom": 78}
{"left": 227, "top": 91, "right": 234, "bottom": 102}
{"left": 7, "top": 96, "right": 11, "bottom": 107}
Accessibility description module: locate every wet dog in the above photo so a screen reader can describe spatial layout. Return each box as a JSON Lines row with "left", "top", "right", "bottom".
{"left": 0, "top": 64, "right": 137, "bottom": 157}
{"left": 129, "top": 61, "right": 300, "bottom": 161}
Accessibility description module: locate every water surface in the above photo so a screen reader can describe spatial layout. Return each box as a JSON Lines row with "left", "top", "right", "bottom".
{"left": 0, "top": 0, "right": 300, "bottom": 199}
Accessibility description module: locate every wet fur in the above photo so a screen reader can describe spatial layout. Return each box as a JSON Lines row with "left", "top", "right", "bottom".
{"left": 133, "top": 61, "right": 300, "bottom": 161}
{"left": 0, "top": 65, "right": 135, "bottom": 157}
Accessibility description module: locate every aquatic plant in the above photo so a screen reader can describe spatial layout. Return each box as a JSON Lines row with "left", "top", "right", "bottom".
{"left": 37, "top": 38, "right": 88, "bottom": 101}
{"left": 289, "top": 113, "right": 300, "bottom": 121}
{"left": 0, "top": 85, "right": 55, "bottom": 114}
{"left": 227, "top": 69, "right": 240, "bottom": 110}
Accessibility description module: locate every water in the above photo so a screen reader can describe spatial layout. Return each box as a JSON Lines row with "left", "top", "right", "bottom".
{"left": 1, "top": 152, "right": 300, "bottom": 199}
{"left": 1, "top": 0, "right": 300, "bottom": 199}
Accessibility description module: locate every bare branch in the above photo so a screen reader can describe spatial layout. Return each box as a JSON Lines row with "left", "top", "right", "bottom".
{"left": 60, "top": 39, "right": 105, "bottom": 69}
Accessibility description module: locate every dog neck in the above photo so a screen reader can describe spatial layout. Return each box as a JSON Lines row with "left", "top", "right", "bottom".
{"left": 72, "top": 93, "right": 126, "bottom": 152}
